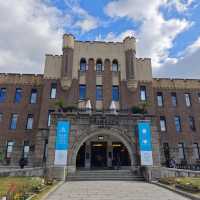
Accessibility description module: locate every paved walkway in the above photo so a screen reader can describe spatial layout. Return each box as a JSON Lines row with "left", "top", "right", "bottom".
{"left": 47, "top": 181, "right": 189, "bottom": 200}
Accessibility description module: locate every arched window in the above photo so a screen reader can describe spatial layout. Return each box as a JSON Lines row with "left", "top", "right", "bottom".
{"left": 112, "top": 59, "right": 118, "bottom": 72}
{"left": 80, "top": 58, "right": 87, "bottom": 72}
{"left": 96, "top": 59, "right": 103, "bottom": 72}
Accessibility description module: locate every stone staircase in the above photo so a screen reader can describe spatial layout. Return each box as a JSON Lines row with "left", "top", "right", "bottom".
{"left": 66, "top": 169, "right": 145, "bottom": 181}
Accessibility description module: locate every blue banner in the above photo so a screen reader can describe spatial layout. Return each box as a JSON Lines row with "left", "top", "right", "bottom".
{"left": 55, "top": 120, "right": 70, "bottom": 150}
{"left": 138, "top": 122, "right": 152, "bottom": 151}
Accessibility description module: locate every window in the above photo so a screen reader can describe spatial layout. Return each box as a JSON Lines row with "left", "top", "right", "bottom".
{"left": 23, "top": 141, "right": 30, "bottom": 158}
{"left": 189, "top": 116, "right": 196, "bottom": 131}
{"left": 6, "top": 141, "right": 14, "bottom": 159}
{"left": 79, "top": 85, "right": 86, "bottom": 100}
{"left": 10, "top": 114, "right": 18, "bottom": 130}
{"left": 14, "top": 88, "right": 22, "bottom": 103}
{"left": 0, "top": 113, "right": 2, "bottom": 123}
{"left": 26, "top": 114, "right": 33, "bottom": 130}
{"left": 50, "top": 83, "right": 57, "bottom": 99}
{"left": 157, "top": 92, "right": 163, "bottom": 107}
{"left": 80, "top": 58, "right": 87, "bottom": 72}
{"left": 112, "top": 86, "right": 119, "bottom": 101}
{"left": 0, "top": 88, "right": 6, "bottom": 103}
{"left": 193, "top": 143, "right": 200, "bottom": 160}
{"left": 48, "top": 110, "right": 54, "bottom": 127}
{"left": 140, "top": 86, "right": 147, "bottom": 101}
{"left": 96, "top": 85, "right": 103, "bottom": 101}
{"left": 43, "top": 139, "right": 48, "bottom": 161}
{"left": 178, "top": 143, "right": 185, "bottom": 160}
{"left": 185, "top": 93, "right": 191, "bottom": 107}
{"left": 112, "top": 60, "right": 118, "bottom": 72}
{"left": 160, "top": 116, "right": 167, "bottom": 132}
{"left": 198, "top": 93, "right": 200, "bottom": 103}
{"left": 30, "top": 89, "right": 37, "bottom": 104}
{"left": 96, "top": 59, "right": 103, "bottom": 72}
{"left": 174, "top": 116, "right": 181, "bottom": 133}
{"left": 171, "top": 92, "right": 177, "bottom": 107}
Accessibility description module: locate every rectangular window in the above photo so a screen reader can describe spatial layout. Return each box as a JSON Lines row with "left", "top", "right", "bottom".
{"left": 171, "top": 92, "right": 177, "bottom": 107}
{"left": 30, "top": 89, "right": 37, "bottom": 104}
{"left": 185, "top": 93, "right": 191, "bottom": 107}
{"left": 174, "top": 116, "right": 181, "bottom": 133}
{"left": 193, "top": 143, "right": 200, "bottom": 160}
{"left": 0, "top": 88, "right": 6, "bottom": 103}
{"left": 178, "top": 143, "right": 185, "bottom": 160}
{"left": 26, "top": 114, "right": 33, "bottom": 130}
{"left": 160, "top": 116, "right": 167, "bottom": 132}
{"left": 79, "top": 85, "right": 86, "bottom": 100}
{"left": 48, "top": 110, "right": 54, "bottom": 127}
{"left": 50, "top": 83, "right": 57, "bottom": 99}
{"left": 14, "top": 88, "right": 22, "bottom": 103}
{"left": 10, "top": 114, "right": 18, "bottom": 130}
{"left": 0, "top": 113, "right": 2, "bottom": 123}
{"left": 6, "top": 141, "right": 14, "bottom": 159}
{"left": 23, "top": 141, "right": 30, "bottom": 158}
{"left": 157, "top": 92, "right": 163, "bottom": 107}
{"left": 140, "top": 86, "right": 147, "bottom": 101}
{"left": 189, "top": 116, "right": 196, "bottom": 131}
{"left": 96, "top": 85, "right": 103, "bottom": 101}
{"left": 198, "top": 93, "right": 200, "bottom": 103}
{"left": 112, "top": 86, "right": 119, "bottom": 101}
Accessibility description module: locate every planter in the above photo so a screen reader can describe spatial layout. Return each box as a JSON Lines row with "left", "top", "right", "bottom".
{"left": 175, "top": 183, "right": 200, "bottom": 193}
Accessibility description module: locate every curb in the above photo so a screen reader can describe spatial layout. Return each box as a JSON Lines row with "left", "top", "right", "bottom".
{"left": 41, "top": 181, "right": 64, "bottom": 200}
{"left": 152, "top": 181, "right": 200, "bottom": 200}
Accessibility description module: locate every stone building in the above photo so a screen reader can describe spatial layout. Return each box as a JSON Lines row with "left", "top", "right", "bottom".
{"left": 0, "top": 34, "right": 200, "bottom": 178}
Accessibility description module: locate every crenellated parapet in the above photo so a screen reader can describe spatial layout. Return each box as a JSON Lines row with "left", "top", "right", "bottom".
{"left": 0, "top": 73, "right": 43, "bottom": 85}
{"left": 153, "top": 78, "right": 200, "bottom": 90}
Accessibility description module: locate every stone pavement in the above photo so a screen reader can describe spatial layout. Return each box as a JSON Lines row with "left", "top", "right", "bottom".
{"left": 46, "top": 181, "right": 189, "bottom": 200}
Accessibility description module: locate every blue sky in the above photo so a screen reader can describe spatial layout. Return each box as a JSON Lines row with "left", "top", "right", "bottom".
{"left": 0, "top": 0, "right": 200, "bottom": 78}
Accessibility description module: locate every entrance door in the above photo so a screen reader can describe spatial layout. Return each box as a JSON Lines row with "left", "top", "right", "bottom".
{"left": 91, "top": 142, "right": 107, "bottom": 168}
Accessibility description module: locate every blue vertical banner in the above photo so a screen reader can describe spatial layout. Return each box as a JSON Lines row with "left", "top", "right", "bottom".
{"left": 138, "top": 121, "right": 153, "bottom": 166}
{"left": 54, "top": 120, "right": 70, "bottom": 166}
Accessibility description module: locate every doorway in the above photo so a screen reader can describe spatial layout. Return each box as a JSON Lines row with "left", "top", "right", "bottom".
{"left": 91, "top": 142, "right": 107, "bottom": 168}
{"left": 76, "top": 143, "right": 86, "bottom": 168}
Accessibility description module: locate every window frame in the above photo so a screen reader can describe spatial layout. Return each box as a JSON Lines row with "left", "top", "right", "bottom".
{"left": 174, "top": 116, "right": 182, "bottom": 133}
{"left": 96, "top": 85, "right": 103, "bottom": 101}
{"left": 185, "top": 93, "right": 191, "bottom": 107}
{"left": 157, "top": 92, "right": 164, "bottom": 107}
{"left": 171, "top": 92, "right": 177, "bottom": 107}
{"left": 10, "top": 114, "right": 18, "bottom": 130}
{"left": 79, "top": 84, "right": 86, "bottom": 100}
{"left": 50, "top": 83, "right": 57, "bottom": 99}
{"left": 0, "top": 88, "right": 6, "bottom": 103}
{"left": 80, "top": 58, "right": 87, "bottom": 72}
{"left": 178, "top": 143, "right": 185, "bottom": 160}
{"left": 140, "top": 86, "right": 147, "bottom": 101}
{"left": 6, "top": 141, "right": 14, "bottom": 159}
{"left": 189, "top": 116, "right": 196, "bottom": 132}
{"left": 26, "top": 114, "right": 34, "bottom": 130}
{"left": 30, "top": 88, "right": 37, "bottom": 104}
{"left": 160, "top": 116, "right": 167, "bottom": 132}
{"left": 96, "top": 59, "right": 103, "bottom": 72}
{"left": 112, "top": 85, "right": 119, "bottom": 101}
{"left": 193, "top": 143, "right": 200, "bottom": 160}
{"left": 112, "top": 60, "right": 119, "bottom": 72}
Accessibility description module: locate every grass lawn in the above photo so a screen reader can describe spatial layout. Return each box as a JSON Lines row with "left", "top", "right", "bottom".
{"left": 176, "top": 177, "right": 200, "bottom": 187}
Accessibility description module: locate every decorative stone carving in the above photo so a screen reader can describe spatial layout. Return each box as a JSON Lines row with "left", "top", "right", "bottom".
{"left": 60, "top": 76, "right": 72, "bottom": 90}
{"left": 127, "top": 79, "right": 138, "bottom": 92}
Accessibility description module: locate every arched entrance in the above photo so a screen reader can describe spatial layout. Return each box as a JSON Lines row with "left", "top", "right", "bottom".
{"left": 73, "top": 129, "right": 134, "bottom": 170}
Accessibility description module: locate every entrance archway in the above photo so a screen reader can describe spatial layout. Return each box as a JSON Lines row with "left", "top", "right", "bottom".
{"left": 72, "top": 128, "right": 135, "bottom": 171}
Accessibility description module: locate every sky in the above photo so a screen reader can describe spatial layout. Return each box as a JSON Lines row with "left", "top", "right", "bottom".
{"left": 0, "top": 0, "right": 200, "bottom": 78}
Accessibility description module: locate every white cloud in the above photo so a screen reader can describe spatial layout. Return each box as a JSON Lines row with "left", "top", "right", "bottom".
{"left": 0, "top": 0, "right": 70, "bottom": 73}
{"left": 154, "top": 36, "right": 200, "bottom": 78}
{"left": 166, "top": 0, "right": 194, "bottom": 12}
{"left": 104, "top": 0, "right": 192, "bottom": 68}
{"left": 64, "top": 0, "right": 100, "bottom": 33}
{"left": 96, "top": 30, "right": 135, "bottom": 42}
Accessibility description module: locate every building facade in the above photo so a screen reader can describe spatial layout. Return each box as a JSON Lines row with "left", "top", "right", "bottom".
{"left": 0, "top": 34, "right": 200, "bottom": 176}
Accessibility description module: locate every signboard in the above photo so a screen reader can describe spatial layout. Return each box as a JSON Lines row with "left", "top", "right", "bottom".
{"left": 138, "top": 122, "right": 153, "bottom": 166}
{"left": 54, "top": 120, "right": 70, "bottom": 166}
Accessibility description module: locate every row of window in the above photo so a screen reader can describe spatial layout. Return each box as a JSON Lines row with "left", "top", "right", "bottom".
{"left": 80, "top": 58, "right": 119, "bottom": 72}
{"left": 0, "top": 113, "right": 34, "bottom": 130}
{"left": 160, "top": 115, "right": 196, "bottom": 133}
{"left": 156, "top": 92, "right": 200, "bottom": 107}
{"left": 164, "top": 143, "right": 200, "bottom": 160}
{"left": 0, "top": 88, "right": 38, "bottom": 104}
{"left": 79, "top": 85, "right": 119, "bottom": 101}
